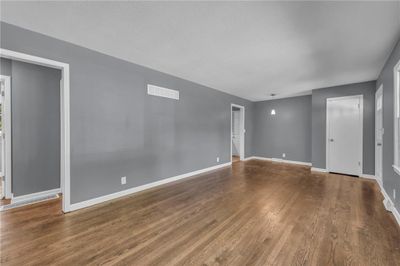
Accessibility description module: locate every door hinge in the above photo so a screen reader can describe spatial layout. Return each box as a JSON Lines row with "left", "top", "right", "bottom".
{"left": 358, "top": 103, "right": 360, "bottom": 108}
{"left": 358, "top": 161, "right": 361, "bottom": 166}
{"left": 1, "top": 90, "right": 4, "bottom": 97}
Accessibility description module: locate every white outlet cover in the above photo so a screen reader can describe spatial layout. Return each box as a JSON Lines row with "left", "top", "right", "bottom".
{"left": 217, "top": 157, "right": 220, "bottom": 162}
{"left": 393, "top": 189, "right": 396, "bottom": 199}
{"left": 282, "top": 153, "right": 286, "bottom": 158}
{"left": 121, "top": 176, "right": 127, "bottom": 185}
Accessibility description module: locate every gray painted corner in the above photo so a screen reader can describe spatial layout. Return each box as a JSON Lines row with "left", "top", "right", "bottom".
{"left": 1, "top": 22, "right": 254, "bottom": 203}
{"left": 311, "top": 81, "right": 376, "bottom": 175}
{"left": 376, "top": 37, "right": 400, "bottom": 211}
{"left": 252, "top": 95, "right": 312, "bottom": 163}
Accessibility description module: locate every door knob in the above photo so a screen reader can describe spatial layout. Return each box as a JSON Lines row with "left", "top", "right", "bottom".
{"left": 377, "top": 143, "right": 382, "bottom": 146}
{"left": 329, "top": 139, "right": 334, "bottom": 142}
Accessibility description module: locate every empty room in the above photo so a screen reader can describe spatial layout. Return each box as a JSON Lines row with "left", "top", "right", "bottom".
{"left": 0, "top": 1, "right": 400, "bottom": 265}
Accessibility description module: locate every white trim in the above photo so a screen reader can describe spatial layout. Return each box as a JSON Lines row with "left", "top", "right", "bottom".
{"left": 0, "top": 48, "right": 71, "bottom": 213}
{"left": 230, "top": 104, "right": 245, "bottom": 161}
{"left": 0, "top": 75, "right": 12, "bottom": 199}
{"left": 326, "top": 95, "right": 363, "bottom": 176}
{"left": 394, "top": 58, "right": 400, "bottom": 174}
{"left": 11, "top": 188, "right": 61, "bottom": 204}
{"left": 376, "top": 180, "right": 400, "bottom": 227}
{"left": 393, "top": 165, "right": 400, "bottom": 176}
{"left": 69, "top": 162, "right": 232, "bottom": 212}
{"left": 249, "top": 156, "right": 311, "bottom": 166}
{"left": 311, "top": 167, "right": 328, "bottom": 173}
{"left": 359, "top": 174, "right": 376, "bottom": 180}
{"left": 375, "top": 85, "right": 383, "bottom": 183}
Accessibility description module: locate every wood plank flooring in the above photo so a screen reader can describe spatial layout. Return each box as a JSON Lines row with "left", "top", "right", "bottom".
{"left": 1, "top": 159, "right": 400, "bottom": 265}
{"left": 0, "top": 181, "right": 11, "bottom": 206}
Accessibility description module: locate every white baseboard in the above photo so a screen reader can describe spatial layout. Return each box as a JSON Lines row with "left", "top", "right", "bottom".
{"left": 359, "top": 174, "right": 376, "bottom": 180}
{"left": 380, "top": 186, "right": 400, "bottom": 226}
{"left": 12, "top": 188, "right": 61, "bottom": 204}
{"left": 248, "top": 156, "right": 311, "bottom": 166}
{"left": 69, "top": 162, "right": 232, "bottom": 212}
{"left": 364, "top": 175, "right": 400, "bottom": 227}
{"left": 311, "top": 167, "right": 328, "bottom": 173}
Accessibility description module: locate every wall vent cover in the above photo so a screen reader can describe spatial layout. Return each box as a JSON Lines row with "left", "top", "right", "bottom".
{"left": 147, "top": 84, "right": 179, "bottom": 100}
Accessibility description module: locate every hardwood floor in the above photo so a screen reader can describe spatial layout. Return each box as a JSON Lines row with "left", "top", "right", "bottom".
{"left": 1, "top": 159, "right": 400, "bottom": 265}
{"left": 232, "top": 155, "right": 240, "bottom": 162}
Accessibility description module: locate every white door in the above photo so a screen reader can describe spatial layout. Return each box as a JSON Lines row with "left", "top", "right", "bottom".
{"left": 0, "top": 75, "right": 11, "bottom": 199}
{"left": 0, "top": 80, "right": 4, "bottom": 176}
{"left": 375, "top": 86, "right": 383, "bottom": 182}
{"left": 327, "top": 95, "right": 363, "bottom": 176}
{"left": 0, "top": 79, "right": 4, "bottom": 198}
{"left": 232, "top": 110, "right": 240, "bottom": 156}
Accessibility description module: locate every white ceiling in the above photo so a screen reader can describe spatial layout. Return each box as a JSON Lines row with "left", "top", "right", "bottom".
{"left": 1, "top": 1, "right": 400, "bottom": 101}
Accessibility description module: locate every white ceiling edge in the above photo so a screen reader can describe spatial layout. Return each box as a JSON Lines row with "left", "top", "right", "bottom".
{"left": 255, "top": 90, "right": 312, "bottom": 102}
{"left": 1, "top": 1, "right": 399, "bottom": 102}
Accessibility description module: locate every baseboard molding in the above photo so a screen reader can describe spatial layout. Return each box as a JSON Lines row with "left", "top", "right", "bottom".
{"left": 249, "top": 156, "right": 311, "bottom": 166}
{"left": 359, "top": 174, "right": 376, "bottom": 180}
{"left": 365, "top": 175, "right": 400, "bottom": 227}
{"left": 69, "top": 162, "right": 232, "bottom": 212}
{"left": 380, "top": 186, "right": 400, "bottom": 227}
{"left": 310, "top": 167, "right": 328, "bottom": 173}
{"left": 11, "top": 188, "right": 61, "bottom": 204}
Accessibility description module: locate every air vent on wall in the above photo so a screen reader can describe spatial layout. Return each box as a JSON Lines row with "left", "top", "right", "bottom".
{"left": 147, "top": 84, "right": 179, "bottom": 100}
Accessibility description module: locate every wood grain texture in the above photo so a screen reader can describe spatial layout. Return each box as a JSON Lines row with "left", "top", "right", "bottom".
{"left": 1, "top": 159, "right": 400, "bottom": 265}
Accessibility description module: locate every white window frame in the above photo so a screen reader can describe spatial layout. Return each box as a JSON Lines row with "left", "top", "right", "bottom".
{"left": 393, "top": 58, "right": 400, "bottom": 175}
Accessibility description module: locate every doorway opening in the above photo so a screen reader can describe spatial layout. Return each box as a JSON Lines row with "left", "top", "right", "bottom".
{"left": 326, "top": 95, "right": 363, "bottom": 176}
{"left": 0, "top": 75, "right": 11, "bottom": 207}
{"left": 0, "top": 49, "right": 70, "bottom": 213}
{"left": 231, "top": 104, "right": 245, "bottom": 162}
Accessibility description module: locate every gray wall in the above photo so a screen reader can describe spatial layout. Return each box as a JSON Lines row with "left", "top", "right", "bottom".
{"left": 311, "top": 81, "right": 376, "bottom": 174}
{"left": 1, "top": 57, "right": 12, "bottom": 76}
{"left": 11, "top": 61, "right": 61, "bottom": 196}
{"left": 253, "top": 95, "right": 312, "bottom": 163}
{"left": 376, "top": 37, "right": 400, "bottom": 211}
{"left": 0, "top": 22, "right": 254, "bottom": 204}
{"left": 0, "top": 58, "right": 61, "bottom": 197}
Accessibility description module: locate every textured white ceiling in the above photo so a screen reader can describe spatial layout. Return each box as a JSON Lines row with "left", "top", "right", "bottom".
{"left": 1, "top": 1, "right": 400, "bottom": 101}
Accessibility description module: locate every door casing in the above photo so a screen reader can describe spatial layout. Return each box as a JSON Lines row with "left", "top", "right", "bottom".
{"left": 375, "top": 85, "right": 383, "bottom": 183}
{"left": 230, "top": 103, "right": 245, "bottom": 161}
{"left": 326, "top": 95, "right": 363, "bottom": 176}
{"left": 0, "top": 75, "right": 11, "bottom": 199}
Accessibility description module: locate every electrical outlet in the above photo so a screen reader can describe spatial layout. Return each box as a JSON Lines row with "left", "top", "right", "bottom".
{"left": 282, "top": 153, "right": 286, "bottom": 158}
{"left": 217, "top": 157, "right": 220, "bottom": 163}
{"left": 393, "top": 189, "right": 396, "bottom": 200}
{"left": 121, "top": 176, "right": 126, "bottom": 185}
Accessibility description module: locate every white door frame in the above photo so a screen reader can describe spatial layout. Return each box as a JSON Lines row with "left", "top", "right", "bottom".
{"left": 230, "top": 103, "right": 245, "bottom": 161}
{"left": 375, "top": 85, "right": 383, "bottom": 183}
{"left": 0, "top": 75, "right": 12, "bottom": 199}
{"left": 326, "top": 95, "right": 363, "bottom": 176}
{"left": 0, "top": 48, "right": 71, "bottom": 213}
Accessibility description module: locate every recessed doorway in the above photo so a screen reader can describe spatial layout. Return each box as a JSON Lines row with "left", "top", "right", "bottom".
{"left": 231, "top": 104, "right": 245, "bottom": 162}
